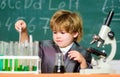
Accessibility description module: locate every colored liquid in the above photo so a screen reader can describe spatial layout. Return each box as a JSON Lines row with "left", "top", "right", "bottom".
{"left": 23, "top": 65, "right": 29, "bottom": 71}
{"left": 0, "top": 59, "right": 3, "bottom": 71}
{"left": 14, "top": 59, "right": 18, "bottom": 71}
{"left": 53, "top": 65, "right": 66, "bottom": 73}
{"left": 0, "top": 54, "right": 3, "bottom": 71}
{"left": 2, "top": 59, "right": 12, "bottom": 71}
{"left": 5, "top": 59, "right": 8, "bottom": 70}
{"left": 32, "top": 66, "right": 37, "bottom": 71}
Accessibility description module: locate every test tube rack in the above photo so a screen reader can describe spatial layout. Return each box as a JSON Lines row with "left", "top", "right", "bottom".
{"left": 0, "top": 56, "right": 41, "bottom": 74}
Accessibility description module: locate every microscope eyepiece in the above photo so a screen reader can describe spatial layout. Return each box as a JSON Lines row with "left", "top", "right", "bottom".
{"left": 104, "top": 10, "right": 114, "bottom": 26}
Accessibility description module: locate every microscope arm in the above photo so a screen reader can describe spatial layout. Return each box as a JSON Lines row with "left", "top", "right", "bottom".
{"left": 104, "top": 34, "right": 117, "bottom": 62}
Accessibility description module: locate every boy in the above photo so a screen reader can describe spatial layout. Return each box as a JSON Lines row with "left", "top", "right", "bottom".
{"left": 15, "top": 10, "right": 92, "bottom": 73}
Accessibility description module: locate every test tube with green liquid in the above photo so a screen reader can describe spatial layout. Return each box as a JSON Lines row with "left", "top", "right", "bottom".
{"left": 2, "top": 59, "right": 8, "bottom": 71}
{"left": 18, "top": 42, "right": 26, "bottom": 71}
{"left": 3, "top": 42, "right": 12, "bottom": 71}
{"left": 8, "top": 59, "right": 12, "bottom": 71}
{"left": 14, "top": 59, "right": 18, "bottom": 71}
{"left": 14, "top": 42, "right": 19, "bottom": 71}
{"left": 9, "top": 41, "right": 14, "bottom": 71}
{"left": 0, "top": 58, "right": 3, "bottom": 71}
{"left": 31, "top": 59, "right": 37, "bottom": 71}
{"left": 0, "top": 41, "right": 4, "bottom": 71}
{"left": 3, "top": 42, "right": 9, "bottom": 71}
{"left": 33, "top": 41, "right": 39, "bottom": 71}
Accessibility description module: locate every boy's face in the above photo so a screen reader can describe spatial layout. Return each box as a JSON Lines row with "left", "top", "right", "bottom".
{"left": 53, "top": 30, "right": 78, "bottom": 48}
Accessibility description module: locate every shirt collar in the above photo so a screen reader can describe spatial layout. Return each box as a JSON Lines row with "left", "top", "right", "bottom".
{"left": 59, "top": 43, "right": 73, "bottom": 55}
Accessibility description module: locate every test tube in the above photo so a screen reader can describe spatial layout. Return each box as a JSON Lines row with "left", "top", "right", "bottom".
{"left": 0, "top": 41, "right": 4, "bottom": 71}
{"left": 32, "top": 41, "right": 39, "bottom": 71}
{"left": 18, "top": 42, "right": 25, "bottom": 71}
{"left": 3, "top": 42, "right": 9, "bottom": 71}
{"left": 29, "top": 35, "right": 33, "bottom": 71}
{"left": 9, "top": 41, "right": 14, "bottom": 71}
{"left": 24, "top": 40, "right": 30, "bottom": 71}
{"left": 33, "top": 41, "right": 39, "bottom": 56}
{"left": 14, "top": 42, "right": 19, "bottom": 71}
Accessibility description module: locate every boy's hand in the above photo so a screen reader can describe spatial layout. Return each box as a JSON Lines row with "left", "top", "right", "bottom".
{"left": 15, "top": 20, "right": 27, "bottom": 32}
{"left": 15, "top": 20, "right": 29, "bottom": 42}
{"left": 68, "top": 50, "right": 87, "bottom": 69}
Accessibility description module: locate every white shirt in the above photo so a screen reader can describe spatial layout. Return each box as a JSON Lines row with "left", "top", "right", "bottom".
{"left": 59, "top": 43, "right": 73, "bottom": 55}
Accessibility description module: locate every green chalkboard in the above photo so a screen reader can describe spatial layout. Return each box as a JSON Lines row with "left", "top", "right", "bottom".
{"left": 0, "top": 0, "right": 120, "bottom": 59}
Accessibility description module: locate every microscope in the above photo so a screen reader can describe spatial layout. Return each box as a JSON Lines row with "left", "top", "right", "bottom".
{"left": 80, "top": 10, "right": 117, "bottom": 74}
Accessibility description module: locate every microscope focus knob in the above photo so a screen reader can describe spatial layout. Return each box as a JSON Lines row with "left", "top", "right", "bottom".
{"left": 108, "top": 31, "right": 114, "bottom": 40}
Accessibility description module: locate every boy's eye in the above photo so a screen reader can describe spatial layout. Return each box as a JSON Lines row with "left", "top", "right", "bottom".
{"left": 53, "top": 31, "right": 57, "bottom": 34}
{"left": 61, "top": 31, "right": 65, "bottom": 34}
{"left": 53, "top": 31, "right": 66, "bottom": 34}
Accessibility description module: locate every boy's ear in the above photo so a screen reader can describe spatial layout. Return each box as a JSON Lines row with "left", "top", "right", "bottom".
{"left": 73, "top": 32, "right": 79, "bottom": 38}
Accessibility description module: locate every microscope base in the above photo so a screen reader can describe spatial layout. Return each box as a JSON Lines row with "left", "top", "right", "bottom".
{"left": 80, "top": 68, "right": 116, "bottom": 74}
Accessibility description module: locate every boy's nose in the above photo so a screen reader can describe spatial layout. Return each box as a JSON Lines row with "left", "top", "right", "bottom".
{"left": 56, "top": 33, "right": 61, "bottom": 38}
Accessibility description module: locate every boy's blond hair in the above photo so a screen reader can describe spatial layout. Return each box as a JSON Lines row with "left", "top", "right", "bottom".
{"left": 50, "top": 10, "right": 83, "bottom": 42}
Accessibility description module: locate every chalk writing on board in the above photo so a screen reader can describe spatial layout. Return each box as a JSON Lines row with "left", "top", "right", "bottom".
{"left": 27, "top": 17, "right": 36, "bottom": 33}
{"left": 0, "top": 0, "right": 42, "bottom": 10}
{"left": 40, "top": 18, "right": 50, "bottom": 34}
{"left": 5, "top": 17, "right": 12, "bottom": 31}
{"left": 102, "top": 0, "right": 120, "bottom": 22}
{"left": 1, "top": 16, "right": 50, "bottom": 34}
{"left": 102, "top": 0, "right": 120, "bottom": 15}
{"left": 49, "top": 0, "right": 79, "bottom": 10}
{"left": 0, "top": 0, "right": 79, "bottom": 10}
{"left": 0, "top": 0, "right": 80, "bottom": 35}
